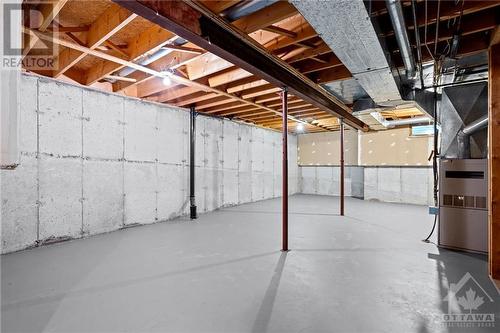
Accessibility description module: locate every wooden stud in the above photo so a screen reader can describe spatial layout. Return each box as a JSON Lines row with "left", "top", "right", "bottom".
{"left": 489, "top": 42, "right": 500, "bottom": 281}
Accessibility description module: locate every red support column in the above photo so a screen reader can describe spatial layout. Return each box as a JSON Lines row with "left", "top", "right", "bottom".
{"left": 282, "top": 88, "right": 289, "bottom": 251}
{"left": 340, "top": 119, "right": 345, "bottom": 216}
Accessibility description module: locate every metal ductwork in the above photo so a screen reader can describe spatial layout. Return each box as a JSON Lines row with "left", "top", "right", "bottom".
{"left": 370, "top": 111, "right": 431, "bottom": 128}
{"left": 291, "top": 0, "right": 401, "bottom": 104}
{"left": 440, "top": 82, "right": 488, "bottom": 159}
{"left": 385, "top": 0, "right": 416, "bottom": 79}
{"left": 457, "top": 114, "right": 488, "bottom": 159}
{"left": 221, "top": 0, "right": 278, "bottom": 21}
{"left": 116, "top": 47, "right": 175, "bottom": 77}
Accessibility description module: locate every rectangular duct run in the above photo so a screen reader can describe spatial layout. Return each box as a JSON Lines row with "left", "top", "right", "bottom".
{"left": 291, "top": 0, "right": 401, "bottom": 105}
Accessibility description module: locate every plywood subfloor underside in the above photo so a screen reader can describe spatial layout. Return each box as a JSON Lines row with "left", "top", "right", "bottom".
{"left": 2, "top": 195, "right": 499, "bottom": 332}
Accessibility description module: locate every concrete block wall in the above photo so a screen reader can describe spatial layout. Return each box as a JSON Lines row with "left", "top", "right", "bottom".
{"left": 298, "top": 166, "right": 433, "bottom": 205}
{"left": 0, "top": 74, "right": 297, "bottom": 254}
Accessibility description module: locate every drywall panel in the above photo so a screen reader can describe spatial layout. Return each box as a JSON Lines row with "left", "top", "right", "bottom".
{"left": 83, "top": 160, "right": 123, "bottom": 234}
{"left": 123, "top": 162, "right": 156, "bottom": 225}
{"left": 0, "top": 157, "right": 38, "bottom": 253}
{"left": 124, "top": 99, "right": 157, "bottom": 162}
{"left": 38, "top": 157, "right": 82, "bottom": 240}
{"left": 298, "top": 130, "right": 358, "bottom": 166}
{"left": 157, "top": 164, "right": 186, "bottom": 220}
{"left": 38, "top": 79, "right": 82, "bottom": 156}
{"left": 360, "top": 127, "right": 432, "bottom": 166}
{"left": 19, "top": 75, "right": 38, "bottom": 154}
{"left": 83, "top": 90, "right": 123, "bottom": 160}
{"left": 157, "top": 107, "right": 187, "bottom": 165}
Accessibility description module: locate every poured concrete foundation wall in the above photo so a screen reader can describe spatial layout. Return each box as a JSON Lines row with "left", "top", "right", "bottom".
{"left": 299, "top": 166, "right": 433, "bottom": 205}
{"left": 0, "top": 74, "right": 297, "bottom": 254}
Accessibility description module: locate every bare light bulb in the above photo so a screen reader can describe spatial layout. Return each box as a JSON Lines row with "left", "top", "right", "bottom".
{"left": 297, "top": 123, "right": 304, "bottom": 132}
{"left": 162, "top": 75, "right": 171, "bottom": 86}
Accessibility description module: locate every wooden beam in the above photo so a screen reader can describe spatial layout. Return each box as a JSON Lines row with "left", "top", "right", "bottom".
{"left": 38, "top": 0, "right": 70, "bottom": 32}
{"left": 47, "top": 25, "right": 89, "bottom": 33}
{"left": 162, "top": 44, "right": 204, "bottom": 54}
{"left": 491, "top": 26, "right": 500, "bottom": 46}
{"left": 114, "top": 0, "right": 297, "bottom": 94}
{"left": 31, "top": 29, "right": 316, "bottom": 130}
{"left": 199, "top": 1, "right": 240, "bottom": 13}
{"left": 489, "top": 42, "right": 500, "bottom": 281}
{"left": 231, "top": 1, "right": 297, "bottom": 34}
{"left": 23, "top": 0, "right": 69, "bottom": 57}
{"left": 54, "top": 4, "right": 136, "bottom": 77}
{"left": 104, "top": 40, "right": 129, "bottom": 58}
{"left": 84, "top": 25, "right": 177, "bottom": 85}
{"left": 262, "top": 25, "right": 297, "bottom": 38}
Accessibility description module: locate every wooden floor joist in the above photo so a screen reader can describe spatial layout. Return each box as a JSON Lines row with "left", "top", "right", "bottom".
{"left": 112, "top": 0, "right": 368, "bottom": 131}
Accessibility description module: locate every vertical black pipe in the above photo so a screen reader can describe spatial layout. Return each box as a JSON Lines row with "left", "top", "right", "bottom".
{"left": 340, "top": 119, "right": 345, "bottom": 216}
{"left": 282, "top": 88, "right": 288, "bottom": 251}
{"left": 190, "top": 106, "right": 197, "bottom": 219}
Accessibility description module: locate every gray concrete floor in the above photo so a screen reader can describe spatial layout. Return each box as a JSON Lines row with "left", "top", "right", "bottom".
{"left": 2, "top": 194, "right": 499, "bottom": 333}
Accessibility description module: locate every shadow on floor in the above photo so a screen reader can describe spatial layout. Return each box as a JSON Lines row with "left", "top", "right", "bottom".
{"left": 428, "top": 248, "right": 500, "bottom": 332}
{"left": 251, "top": 251, "right": 288, "bottom": 333}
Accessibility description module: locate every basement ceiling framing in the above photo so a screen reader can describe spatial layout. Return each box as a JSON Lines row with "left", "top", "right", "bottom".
{"left": 21, "top": 0, "right": 500, "bottom": 132}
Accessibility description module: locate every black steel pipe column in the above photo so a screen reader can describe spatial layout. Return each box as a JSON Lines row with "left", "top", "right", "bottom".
{"left": 282, "top": 88, "right": 289, "bottom": 251}
{"left": 190, "top": 106, "right": 198, "bottom": 219}
{"left": 340, "top": 119, "right": 345, "bottom": 216}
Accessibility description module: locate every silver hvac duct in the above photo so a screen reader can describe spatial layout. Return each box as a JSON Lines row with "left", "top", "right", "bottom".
{"left": 116, "top": 47, "right": 175, "bottom": 77}
{"left": 385, "top": 0, "right": 416, "bottom": 79}
{"left": 370, "top": 111, "right": 431, "bottom": 128}
{"left": 457, "top": 114, "right": 488, "bottom": 159}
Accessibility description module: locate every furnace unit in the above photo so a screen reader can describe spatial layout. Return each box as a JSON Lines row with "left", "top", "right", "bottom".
{"left": 438, "top": 82, "right": 488, "bottom": 253}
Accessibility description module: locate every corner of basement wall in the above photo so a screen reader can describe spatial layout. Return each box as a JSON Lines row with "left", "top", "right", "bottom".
{"left": 0, "top": 73, "right": 299, "bottom": 254}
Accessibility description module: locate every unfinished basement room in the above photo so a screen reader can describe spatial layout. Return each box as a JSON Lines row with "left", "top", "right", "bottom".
{"left": 1, "top": 0, "right": 500, "bottom": 332}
